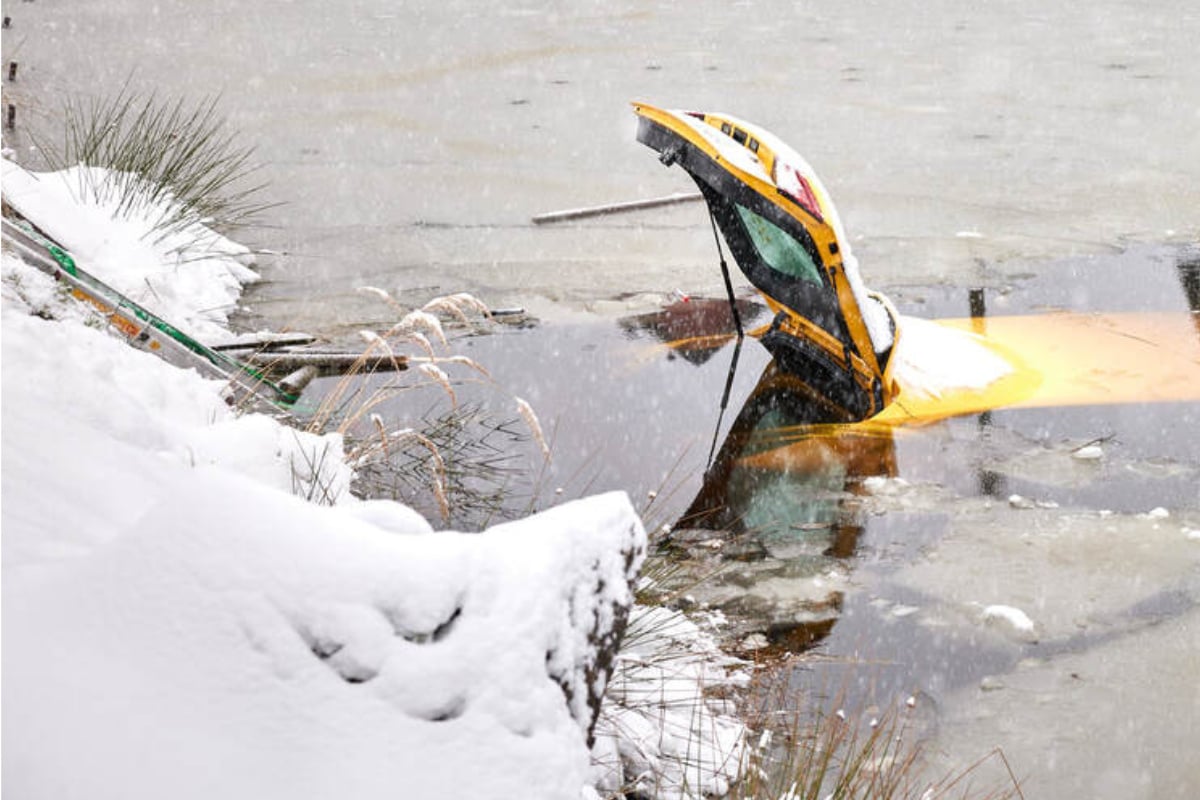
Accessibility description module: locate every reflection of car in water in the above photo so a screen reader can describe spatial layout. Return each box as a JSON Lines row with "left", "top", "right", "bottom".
{"left": 680, "top": 360, "right": 897, "bottom": 536}
{"left": 679, "top": 358, "right": 896, "bottom": 537}
{"left": 648, "top": 351, "right": 900, "bottom": 653}
{"left": 618, "top": 297, "right": 766, "bottom": 366}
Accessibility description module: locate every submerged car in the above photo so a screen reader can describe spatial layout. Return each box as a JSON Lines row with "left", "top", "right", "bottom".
{"left": 630, "top": 104, "right": 1200, "bottom": 660}
{"left": 633, "top": 102, "right": 901, "bottom": 420}
{"left": 632, "top": 103, "right": 1200, "bottom": 428}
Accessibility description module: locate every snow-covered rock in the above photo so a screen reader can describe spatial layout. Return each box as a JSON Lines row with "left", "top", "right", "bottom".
{"left": 1071, "top": 443, "right": 1104, "bottom": 461}
{"left": 981, "top": 603, "right": 1038, "bottom": 641}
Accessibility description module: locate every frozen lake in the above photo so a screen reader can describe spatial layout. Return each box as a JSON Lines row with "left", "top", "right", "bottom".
{"left": 7, "top": 1, "right": 1200, "bottom": 797}
{"left": 10, "top": 0, "right": 1200, "bottom": 332}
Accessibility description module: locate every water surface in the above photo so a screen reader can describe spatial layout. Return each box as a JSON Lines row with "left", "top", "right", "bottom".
{"left": 311, "top": 242, "right": 1200, "bottom": 798}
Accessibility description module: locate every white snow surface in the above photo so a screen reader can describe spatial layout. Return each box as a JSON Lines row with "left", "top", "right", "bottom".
{"left": 2, "top": 158, "right": 256, "bottom": 343}
{"left": 1, "top": 174, "right": 655, "bottom": 798}
{"left": 890, "top": 315, "right": 1014, "bottom": 399}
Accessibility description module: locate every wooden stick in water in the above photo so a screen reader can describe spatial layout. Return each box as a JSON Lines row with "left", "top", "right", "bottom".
{"left": 531, "top": 192, "right": 702, "bottom": 225}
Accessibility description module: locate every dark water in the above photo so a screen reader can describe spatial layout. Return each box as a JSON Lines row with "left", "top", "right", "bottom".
{"left": 328, "top": 243, "right": 1199, "bottom": 525}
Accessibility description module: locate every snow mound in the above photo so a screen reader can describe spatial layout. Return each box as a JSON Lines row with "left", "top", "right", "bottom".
{"left": 5, "top": 480, "right": 645, "bottom": 800}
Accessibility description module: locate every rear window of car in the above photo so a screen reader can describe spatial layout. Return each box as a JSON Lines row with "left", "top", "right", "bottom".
{"left": 734, "top": 204, "right": 824, "bottom": 290}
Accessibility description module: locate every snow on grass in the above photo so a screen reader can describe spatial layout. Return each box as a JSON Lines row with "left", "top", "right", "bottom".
{"left": 1, "top": 252, "right": 353, "bottom": 545}
{"left": 592, "top": 606, "right": 749, "bottom": 800}
{"left": 2, "top": 158, "right": 256, "bottom": 343}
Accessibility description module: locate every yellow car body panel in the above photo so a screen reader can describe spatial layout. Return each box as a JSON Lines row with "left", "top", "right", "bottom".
{"left": 736, "top": 310, "right": 1200, "bottom": 473}
{"left": 898, "top": 311, "right": 1200, "bottom": 414}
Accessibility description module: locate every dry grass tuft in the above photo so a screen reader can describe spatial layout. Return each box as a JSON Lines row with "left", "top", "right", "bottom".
{"left": 596, "top": 605, "right": 1025, "bottom": 800}
{"left": 309, "top": 291, "right": 549, "bottom": 526}
{"left": 38, "top": 87, "right": 277, "bottom": 239}
{"left": 728, "top": 671, "right": 1025, "bottom": 800}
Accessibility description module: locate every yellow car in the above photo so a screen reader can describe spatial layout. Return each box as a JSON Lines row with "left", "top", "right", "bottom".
{"left": 633, "top": 102, "right": 1200, "bottom": 432}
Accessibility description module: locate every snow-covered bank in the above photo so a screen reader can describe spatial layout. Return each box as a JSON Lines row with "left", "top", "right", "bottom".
{"left": 4, "top": 447, "right": 643, "bottom": 798}
{"left": 2, "top": 166, "right": 653, "bottom": 798}
{"left": 2, "top": 158, "right": 255, "bottom": 343}
{"left": 592, "top": 606, "right": 748, "bottom": 800}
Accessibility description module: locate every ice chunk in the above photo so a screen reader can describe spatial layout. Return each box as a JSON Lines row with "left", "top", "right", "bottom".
{"left": 1072, "top": 444, "right": 1104, "bottom": 461}
{"left": 982, "top": 604, "right": 1036, "bottom": 634}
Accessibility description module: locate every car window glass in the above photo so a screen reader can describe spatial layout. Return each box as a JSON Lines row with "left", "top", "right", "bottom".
{"left": 734, "top": 204, "right": 823, "bottom": 289}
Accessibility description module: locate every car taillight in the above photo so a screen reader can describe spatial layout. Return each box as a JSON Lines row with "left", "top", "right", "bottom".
{"left": 774, "top": 161, "right": 824, "bottom": 222}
